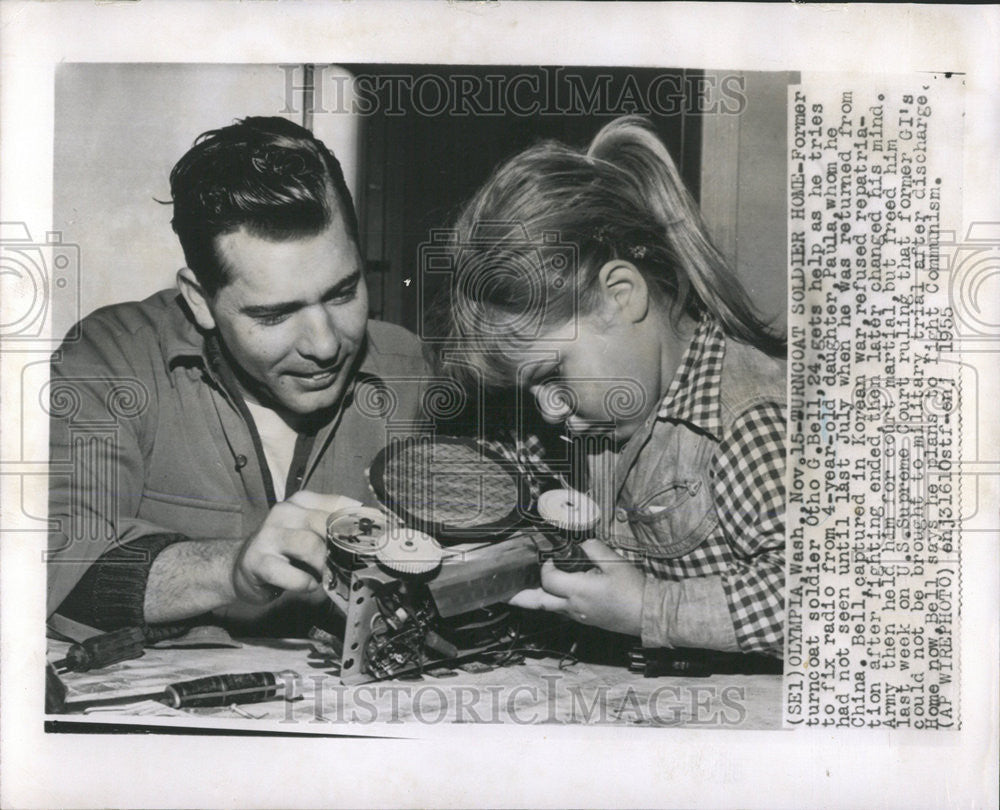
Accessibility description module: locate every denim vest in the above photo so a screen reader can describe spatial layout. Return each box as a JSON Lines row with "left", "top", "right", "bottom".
{"left": 590, "top": 335, "right": 786, "bottom": 569}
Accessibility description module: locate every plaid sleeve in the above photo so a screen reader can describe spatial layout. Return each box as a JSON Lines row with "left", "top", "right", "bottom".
{"left": 711, "top": 401, "right": 787, "bottom": 654}
{"left": 479, "top": 430, "right": 565, "bottom": 499}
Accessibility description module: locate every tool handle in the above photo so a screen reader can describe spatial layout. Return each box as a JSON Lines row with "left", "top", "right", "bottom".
{"left": 46, "top": 663, "right": 68, "bottom": 713}
{"left": 55, "top": 627, "right": 146, "bottom": 673}
{"left": 628, "top": 647, "right": 713, "bottom": 677}
{"left": 163, "top": 671, "right": 300, "bottom": 708}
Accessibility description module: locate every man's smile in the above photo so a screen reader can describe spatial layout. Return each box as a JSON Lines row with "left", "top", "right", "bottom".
{"left": 287, "top": 361, "right": 345, "bottom": 388}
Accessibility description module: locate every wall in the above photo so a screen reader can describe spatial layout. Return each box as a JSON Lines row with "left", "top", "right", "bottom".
{"left": 346, "top": 65, "right": 703, "bottom": 334}
{"left": 52, "top": 64, "right": 359, "bottom": 340}
{"left": 700, "top": 71, "right": 795, "bottom": 332}
{"left": 53, "top": 65, "right": 789, "bottom": 339}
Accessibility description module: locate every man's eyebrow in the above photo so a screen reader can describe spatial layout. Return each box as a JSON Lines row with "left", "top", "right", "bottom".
{"left": 321, "top": 269, "right": 362, "bottom": 300}
{"left": 240, "top": 270, "right": 362, "bottom": 317}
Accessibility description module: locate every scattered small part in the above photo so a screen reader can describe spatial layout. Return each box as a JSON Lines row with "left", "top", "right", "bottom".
{"left": 229, "top": 703, "right": 266, "bottom": 720}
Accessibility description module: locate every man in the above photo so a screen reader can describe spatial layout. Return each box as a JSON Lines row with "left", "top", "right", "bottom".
{"left": 47, "top": 117, "right": 430, "bottom": 637}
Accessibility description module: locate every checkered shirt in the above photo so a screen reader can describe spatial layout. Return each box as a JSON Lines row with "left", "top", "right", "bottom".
{"left": 481, "top": 320, "right": 786, "bottom": 654}
{"left": 627, "top": 319, "right": 787, "bottom": 654}
{"left": 480, "top": 433, "right": 557, "bottom": 501}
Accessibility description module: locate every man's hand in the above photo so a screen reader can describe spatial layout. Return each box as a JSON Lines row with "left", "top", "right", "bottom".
{"left": 232, "top": 491, "right": 361, "bottom": 604}
{"left": 508, "top": 539, "right": 645, "bottom": 636}
{"left": 144, "top": 491, "right": 361, "bottom": 623}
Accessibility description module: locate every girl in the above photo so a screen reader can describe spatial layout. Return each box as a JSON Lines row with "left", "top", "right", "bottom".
{"left": 443, "top": 116, "right": 787, "bottom": 657}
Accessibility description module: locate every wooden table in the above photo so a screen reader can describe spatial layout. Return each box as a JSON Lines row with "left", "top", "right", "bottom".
{"left": 47, "top": 638, "right": 783, "bottom": 730}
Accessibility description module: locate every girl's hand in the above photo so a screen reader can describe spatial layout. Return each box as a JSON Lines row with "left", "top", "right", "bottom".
{"left": 509, "top": 539, "right": 644, "bottom": 636}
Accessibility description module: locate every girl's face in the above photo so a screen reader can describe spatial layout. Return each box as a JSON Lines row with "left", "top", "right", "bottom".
{"left": 521, "top": 306, "right": 665, "bottom": 441}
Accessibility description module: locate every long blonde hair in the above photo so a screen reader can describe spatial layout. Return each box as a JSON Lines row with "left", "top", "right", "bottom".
{"left": 443, "top": 116, "right": 784, "bottom": 387}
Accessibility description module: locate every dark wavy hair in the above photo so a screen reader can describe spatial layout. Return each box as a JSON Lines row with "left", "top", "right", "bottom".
{"left": 169, "top": 116, "right": 359, "bottom": 296}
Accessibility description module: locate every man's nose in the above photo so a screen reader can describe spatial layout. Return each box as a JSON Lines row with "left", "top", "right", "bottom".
{"left": 530, "top": 382, "right": 574, "bottom": 423}
{"left": 298, "top": 305, "right": 342, "bottom": 362}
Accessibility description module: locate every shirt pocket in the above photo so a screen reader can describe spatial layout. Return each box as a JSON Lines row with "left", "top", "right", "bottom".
{"left": 138, "top": 489, "right": 244, "bottom": 540}
{"left": 617, "top": 478, "right": 718, "bottom": 559}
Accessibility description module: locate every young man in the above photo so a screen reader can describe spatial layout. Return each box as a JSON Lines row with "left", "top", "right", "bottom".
{"left": 47, "top": 117, "right": 430, "bottom": 637}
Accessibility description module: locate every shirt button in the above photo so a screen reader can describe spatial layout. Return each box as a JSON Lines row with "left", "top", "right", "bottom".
{"left": 235, "top": 454, "right": 248, "bottom": 470}
{"left": 615, "top": 507, "right": 628, "bottom": 522}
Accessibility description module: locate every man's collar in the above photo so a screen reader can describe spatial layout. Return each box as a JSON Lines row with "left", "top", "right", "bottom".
{"left": 655, "top": 316, "right": 726, "bottom": 439}
{"left": 158, "top": 292, "right": 206, "bottom": 369}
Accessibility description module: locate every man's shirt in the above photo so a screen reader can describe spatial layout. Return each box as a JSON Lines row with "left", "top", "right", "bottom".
{"left": 48, "top": 289, "right": 431, "bottom": 633}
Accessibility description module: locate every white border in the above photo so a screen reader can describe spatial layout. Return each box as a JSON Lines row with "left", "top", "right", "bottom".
{"left": 2, "top": 2, "right": 998, "bottom": 808}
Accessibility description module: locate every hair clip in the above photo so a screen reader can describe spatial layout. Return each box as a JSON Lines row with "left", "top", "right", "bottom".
{"left": 592, "top": 226, "right": 611, "bottom": 245}
{"left": 628, "top": 245, "right": 648, "bottom": 260}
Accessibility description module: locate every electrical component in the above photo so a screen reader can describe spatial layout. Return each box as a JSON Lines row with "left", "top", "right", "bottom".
{"left": 537, "top": 488, "right": 600, "bottom": 531}
{"left": 375, "top": 526, "right": 444, "bottom": 575}
{"left": 326, "top": 505, "right": 390, "bottom": 571}
{"left": 321, "top": 518, "right": 568, "bottom": 684}
{"left": 319, "top": 442, "right": 602, "bottom": 685}
{"left": 368, "top": 436, "right": 528, "bottom": 541}
{"left": 536, "top": 488, "right": 600, "bottom": 573}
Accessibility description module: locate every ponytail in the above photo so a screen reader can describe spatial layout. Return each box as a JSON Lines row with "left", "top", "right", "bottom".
{"left": 443, "top": 116, "right": 784, "bottom": 390}
{"left": 588, "top": 116, "right": 784, "bottom": 355}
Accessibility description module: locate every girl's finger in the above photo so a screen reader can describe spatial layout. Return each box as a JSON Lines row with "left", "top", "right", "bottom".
{"left": 508, "top": 587, "right": 570, "bottom": 614}
{"left": 578, "top": 538, "right": 624, "bottom": 573}
{"left": 539, "top": 560, "right": 590, "bottom": 599}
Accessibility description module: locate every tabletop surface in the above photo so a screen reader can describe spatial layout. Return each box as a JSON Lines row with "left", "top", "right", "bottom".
{"left": 48, "top": 637, "right": 783, "bottom": 731}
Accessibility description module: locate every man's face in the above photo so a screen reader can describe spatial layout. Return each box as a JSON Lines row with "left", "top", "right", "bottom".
{"left": 197, "top": 219, "right": 368, "bottom": 417}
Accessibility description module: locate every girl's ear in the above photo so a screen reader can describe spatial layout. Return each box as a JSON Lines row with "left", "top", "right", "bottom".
{"left": 596, "top": 259, "right": 649, "bottom": 324}
{"left": 176, "top": 267, "right": 217, "bottom": 331}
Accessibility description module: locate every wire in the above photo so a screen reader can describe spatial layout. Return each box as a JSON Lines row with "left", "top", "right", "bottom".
{"left": 559, "top": 641, "right": 581, "bottom": 670}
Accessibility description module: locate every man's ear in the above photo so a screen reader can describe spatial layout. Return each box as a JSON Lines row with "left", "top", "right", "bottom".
{"left": 176, "top": 267, "right": 217, "bottom": 331}
{"left": 596, "top": 260, "right": 649, "bottom": 324}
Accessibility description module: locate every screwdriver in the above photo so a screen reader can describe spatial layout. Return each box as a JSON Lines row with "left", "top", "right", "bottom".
{"left": 628, "top": 647, "right": 785, "bottom": 677}
{"left": 629, "top": 647, "right": 714, "bottom": 677}
{"left": 59, "top": 670, "right": 302, "bottom": 713}
{"left": 53, "top": 627, "right": 146, "bottom": 673}
{"left": 159, "top": 671, "right": 301, "bottom": 708}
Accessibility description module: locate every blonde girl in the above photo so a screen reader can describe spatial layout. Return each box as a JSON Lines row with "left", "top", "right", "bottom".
{"left": 444, "top": 116, "right": 786, "bottom": 656}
